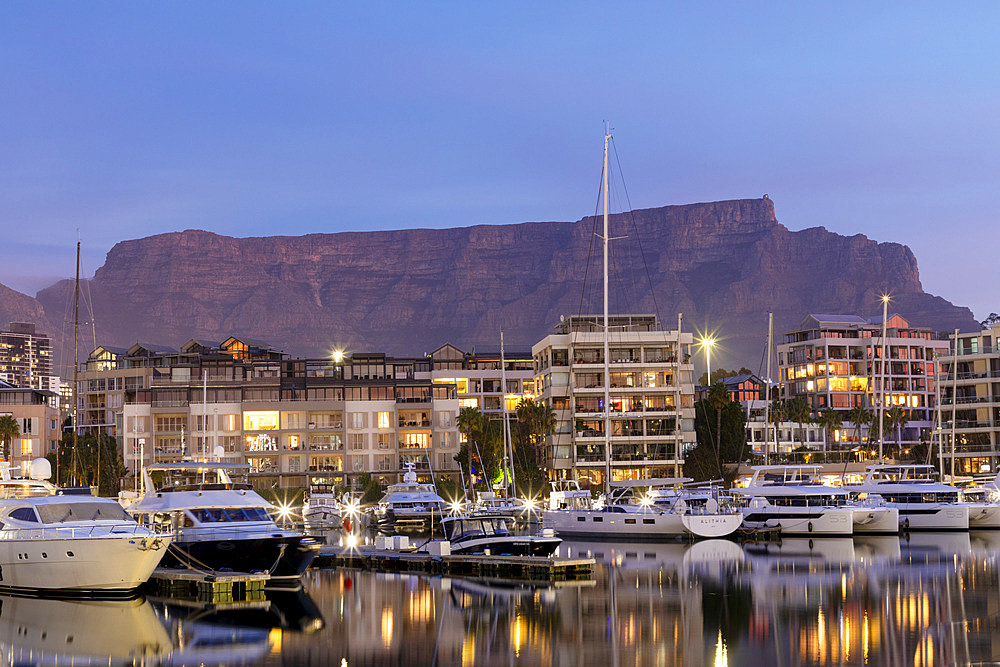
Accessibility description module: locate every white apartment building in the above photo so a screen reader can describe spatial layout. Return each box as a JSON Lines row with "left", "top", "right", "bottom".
{"left": 935, "top": 322, "right": 1000, "bottom": 476}
{"left": 533, "top": 315, "right": 696, "bottom": 485}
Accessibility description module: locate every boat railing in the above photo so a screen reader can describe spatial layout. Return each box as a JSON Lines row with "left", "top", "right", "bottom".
{"left": 0, "top": 523, "right": 155, "bottom": 539}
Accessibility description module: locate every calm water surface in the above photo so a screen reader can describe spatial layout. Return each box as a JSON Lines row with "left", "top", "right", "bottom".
{"left": 4, "top": 533, "right": 1000, "bottom": 666}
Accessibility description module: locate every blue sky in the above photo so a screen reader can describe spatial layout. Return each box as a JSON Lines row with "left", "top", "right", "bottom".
{"left": 2, "top": 3, "right": 997, "bottom": 319}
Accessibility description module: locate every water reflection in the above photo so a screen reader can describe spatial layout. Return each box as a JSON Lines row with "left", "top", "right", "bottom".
{"left": 6, "top": 535, "right": 1000, "bottom": 665}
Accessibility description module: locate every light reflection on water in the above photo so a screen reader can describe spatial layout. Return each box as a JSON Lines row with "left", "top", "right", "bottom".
{"left": 5, "top": 532, "right": 1000, "bottom": 665}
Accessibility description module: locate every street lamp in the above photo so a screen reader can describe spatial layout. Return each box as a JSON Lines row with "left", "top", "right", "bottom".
{"left": 700, "top": 336, "right": 716, "bottom": 386}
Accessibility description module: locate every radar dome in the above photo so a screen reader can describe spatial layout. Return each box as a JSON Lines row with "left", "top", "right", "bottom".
{"left": 29, "top": 458, "right": 52, "bottom": 480}
{"left": 214, "top": 445, "right": 225, "bottom": 459}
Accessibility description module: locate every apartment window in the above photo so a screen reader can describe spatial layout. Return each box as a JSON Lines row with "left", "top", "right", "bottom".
{"left": 377, "top": 433, "right": 392, "bottom": 450}
{"left": 284, "top": 412, "right": 306, "bottom": 429}
{"left": 377, "top": 455, "right": 392, "bottom": 471}
{"left": 352, "top": 456, "right": 365, "bottom": 472}
{"left": 436, "top": 411, "right": 453, "bottom": 428}
{"left": 288, "top": 456, "right": 302, "bottom": 473}
{"left": 288, "top": 434, "right": 301, "bottom": 450}
{"left": 351, "top": 412, "right": 366, "bottom": 429}
{"left": 155, "top": 416, "right": 187, "bottom": 432}
{"left": 195, "top": 415, "right": 211, "bottom": 432}
{"left": 20, "top": 438, "right": 32, "bottom": 456}
{"left": 243, "top": 411, "right": 279, "bottom": 431}
{"left": 350, "top": 433, "right": 366, "bottom": 450}
{"left": 402, "top": 433, "right": 429, "bottom": 448}
{"left": 311, "top": 412, "right": 343, "bottom": 429}
{"left": 377, "top": 411, "right": 391, "bottom": 429}
{"left": 222, "top": 414, "right": 238, "bottom": 432}
{"left": 20, "top": 418, "right": 32, "bottom": 435}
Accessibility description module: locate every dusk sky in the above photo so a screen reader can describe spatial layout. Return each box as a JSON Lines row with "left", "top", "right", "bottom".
{"left": 2, "top": 3, "right": 998, "bottom": 320}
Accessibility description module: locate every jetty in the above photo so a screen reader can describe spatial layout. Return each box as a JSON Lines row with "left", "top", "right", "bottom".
{"left": 315, "top": 546, "right": 594, "bottom": 582}
{"left": 147, "top": 568, "right": 270, "bottom": 602}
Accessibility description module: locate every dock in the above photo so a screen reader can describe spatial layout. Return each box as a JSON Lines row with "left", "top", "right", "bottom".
{"left": 314, "top": 547, "right": 595, "bottom": 581}
{"left": 147, "top": 567, "right": 270, "bottom": 602}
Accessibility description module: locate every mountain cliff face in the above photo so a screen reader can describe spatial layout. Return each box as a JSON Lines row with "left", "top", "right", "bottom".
{"left": 29, "top": 197, "right": 977, "bottom": 371}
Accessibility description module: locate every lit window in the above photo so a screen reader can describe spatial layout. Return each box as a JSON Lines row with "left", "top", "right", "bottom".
{"left": 288, "top": 435, "right": 300, "bottom": 450}
{"left": 20, "top": 439, "right": 32, "bottom": 456}
{"left": 377, "top": 412, "right": 390, "bottom": 429}
{"left": 243, "top": 411, "right": 279, "bottom": 431}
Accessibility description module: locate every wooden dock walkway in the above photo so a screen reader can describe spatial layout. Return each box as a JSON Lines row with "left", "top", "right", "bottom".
{"left": 147, "top": 567, "right": 270, "bottom": 602}
{"left": 314, "top": 547, "right": 595, "bottom": 581}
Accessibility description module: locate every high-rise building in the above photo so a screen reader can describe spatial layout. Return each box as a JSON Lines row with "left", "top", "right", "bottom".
{"left": 0, "top": 379, "right": 61, "bottom": 471}
{"left": 532, "top": 314, "right": 696, "bottom": 485}
{"left": 936, "top": 322, "right": 1000, "bottom": 476}
{"left": 0, "top": 322, "right": 54, "bottom": 392}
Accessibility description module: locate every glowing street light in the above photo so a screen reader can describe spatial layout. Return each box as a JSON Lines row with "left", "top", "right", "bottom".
{"left": 700, "top": 336, "right": 717, "bottom": 385}
{"left": 331, "top": 349, "right": 345, "bottom": 364}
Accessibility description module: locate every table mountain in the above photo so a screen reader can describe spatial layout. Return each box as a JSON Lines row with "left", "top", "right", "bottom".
{"left": 28, "top": 197, "right": 977, "bottom": 372}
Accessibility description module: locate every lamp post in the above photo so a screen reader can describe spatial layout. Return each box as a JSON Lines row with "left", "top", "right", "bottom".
{"left": 700, "top": 337, "right": 716, "bottom": 386}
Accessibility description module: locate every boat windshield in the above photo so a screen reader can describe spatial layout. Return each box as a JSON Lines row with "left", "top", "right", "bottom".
{"left": 35, "top": 501, "right": 133, "bottom": 524}
{"left": 449, "top": 517, "right": 510, "bottom": 538}
{"left": 190, "top": 507, "right": 271, "bottom": 523}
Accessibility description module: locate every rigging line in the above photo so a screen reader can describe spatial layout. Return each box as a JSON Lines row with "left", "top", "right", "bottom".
{"left": 612, "top": 136, "right": 664, "bottom": 325}
{"left": 577, "top": 161, "right": 607, "bottom": 318}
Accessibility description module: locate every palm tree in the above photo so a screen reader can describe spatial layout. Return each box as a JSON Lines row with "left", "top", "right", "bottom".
{"left": 457, "top": 406, "right": 484, "bottom": 498}
{"left": 817, "top": 408, "right": 843, "bottom": 453}
{"left": 0, "top": 415, "right": 19, "bottom": 463}
{"left": 847, "top": 404, "right": 872, "bottom": 455}
{"left": 766, "top": 397, "right": 785, "bottom": 458}
{"left": 785, "top": 397, "right": 812, "bottom": 449}
{"left": 884, "top": 406, "right": 909, "bottom": 460}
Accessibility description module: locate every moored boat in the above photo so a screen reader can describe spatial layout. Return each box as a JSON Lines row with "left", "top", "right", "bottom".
{"left": 843, "top": 464, "right": 968, "bottom": 531}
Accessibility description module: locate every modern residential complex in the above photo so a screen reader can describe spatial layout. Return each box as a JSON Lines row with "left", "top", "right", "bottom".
{"left": 936, "top": 322, "right": 1000, "bottom": 476}
{"left": 777, "top": 313, "right": 949, "bottom": 454}
{"left": 533, "top": 314, "right": 696, "bottom": 484}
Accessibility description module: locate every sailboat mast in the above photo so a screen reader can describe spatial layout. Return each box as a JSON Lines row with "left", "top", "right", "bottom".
{"left": 602, "top": 130, "right": 612, "bottom": 495}
{"left": 71, "top": 239, "right": 80, "bottom": 486}
{"left": 765, "top": 311, "right": 773, "bottom": 465}
{"left": 500, "top": 330, "right": 515, "bottom": 497}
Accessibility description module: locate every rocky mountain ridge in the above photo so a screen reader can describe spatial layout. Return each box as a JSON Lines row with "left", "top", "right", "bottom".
{"left": 0, "top": 197, "right": 978, "bottom": 375}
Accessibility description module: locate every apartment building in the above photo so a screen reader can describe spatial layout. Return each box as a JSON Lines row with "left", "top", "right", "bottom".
{"left": 778, "top": 313, "right": 948, "bottom": 452}
{"left": 0, "top": 322, "right": 56, "bottom": 393}
{"left": 936, "top": 323, "right": 1000, "bottom": 476}
{"left": 0, "top": 379, "right": 61, "bottom": 472}
{"left": 532, "top": 314, "right": 696, "bottom": 484}
{"left": 422, "top": 343, "right": 535, "bottom": 414}
{"left": 79, "top": 336, "right": 464, "bottom": 489}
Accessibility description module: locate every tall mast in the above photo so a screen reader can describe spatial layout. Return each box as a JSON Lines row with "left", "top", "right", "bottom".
{"left": 765, "top": 311, "right": 773, "bottom": 465}
{"left": 878, "top": 295, "right": 889, "bottom": 460}
{"left": 602, "top": 129, "right": 612, "bottom": 496}
{"left": 949, "top": 328, "right": 960, "bottom": 481}
{"left": 500, "top": 330, "right": 515, "bottom": 497}
{"left": 71, "top": 238, "right": 80, "bottom": 486}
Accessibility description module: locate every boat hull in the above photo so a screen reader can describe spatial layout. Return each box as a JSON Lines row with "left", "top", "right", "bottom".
{"left": 0, "top": 534, "right": 168, "bottom": 593}
{"left": 739, "top": 507, "right": 853, "bottom": 536}
{"left": 851, "top": 506, "right": 900, "bottom": 534}
{"left": 162, "top": 534, "right": 320, "bottom": 580}
{"left": 897, "top": 504, "right": 969, "bottom": 531}
{"left": 448, "top": 536, "right": 562, "bottom": 557}
{"left": 966, "top": 502, "right": 1000, "bottom": 529}
{"left": 542, "top": 509, "right": 741, "bottom": 539}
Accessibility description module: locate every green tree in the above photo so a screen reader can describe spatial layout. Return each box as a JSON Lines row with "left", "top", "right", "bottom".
{"left": 707, "top": 382, "right": 731, "bottom": 463}
{"left": 847, "top": 404, "right": 872, "bottom": 453}
{"left": 46, "top": 432, "right": 126, "bottom": 496}
{"left": 785, "top": 397, "right": 812, "bottom": 447}
{"left": 816, "top": 408, "right": 843, "bottom": 451}
{"left": 454, "top": 409, "right": 504, "bottom": 496}
{"left": 457, "top": 406, "right": 484, "bottom": 497}
{"left": 884, "top": 406, "right": 909, "bottom": 459}
{"left": 512, "top": 398, "right": 555, "bottom": 498}
{"left": 686, "top": 397, "right": 747, "bottom": 482}
{"left": 0, "top": 415, "right": 20, "bottom": 462}
{"left": 356, "top": 472, "right": 385, "bottom": 504}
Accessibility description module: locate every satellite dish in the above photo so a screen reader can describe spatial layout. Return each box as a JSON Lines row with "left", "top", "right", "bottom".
{"left": 29, "top": 458, "right": 52, "bottom": 481}
{"left": 705, "top": 497, "right": 719, "bottom": 514}
{"left": 214, "top": 445, "right": 225, "bottom": 459}
{"left": 672, "top": 498, "right": 688, "bottom": 515}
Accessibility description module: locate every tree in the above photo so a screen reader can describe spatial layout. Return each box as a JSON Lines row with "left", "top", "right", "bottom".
{"left": 816, "top": 408, "right": 843, "bottom": 450}
{"left": 0, "top": 415, "right": 19, "bottom": 462}
{"left": 686, "top": 397, "right": 747, "bottom": 482}
{"left": 512, "top": 398, "right": 555, "bottom": 497}
{"left": 46, "top": 432, "right": 126, "bottom": 496}
{"left": 847, "top": 404, "right": 872, "bottom": 452}
{"left": 884, "top": 406, "right": 909, "bottom": 459}
{"left": 707, "top": 382, "right": 731, "bottom": 464}
{"left": 981, "top": 313, "right": 1000, "bottom": 329}
{"left": 454, "top": 408, "right": 504, "bottom": 497}
{"left": 785, "top": 397, "right": 812, "bottom": 448}
{"left": 457, "top": 407, "right": 484, "bottom": 497}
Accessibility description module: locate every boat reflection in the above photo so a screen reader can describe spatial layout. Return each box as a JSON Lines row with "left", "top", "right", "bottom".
{"left": 0, "top": 586, "right": 325, "bottom": 666}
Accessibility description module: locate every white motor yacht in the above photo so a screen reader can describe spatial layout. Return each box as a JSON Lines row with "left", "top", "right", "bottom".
{"left": 959, "top": 471, "right": 1000, "bottom": 529}
{"left": 127, "top": 462, "right": 320, "bottom": 582}
{"left": 731, "top": 465, "right": 857, "bottom": 536}
{"left": 543, "top": 478, "right": 744, "bottom": 539}
{"left": 375, "top": 463, "right": 449, "bottom": 529}
{"left": 843, "top": 464, "right": 969, "bottom": 531}
{"left": 440, "top": 514, "right": 561, "bottom": 556}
